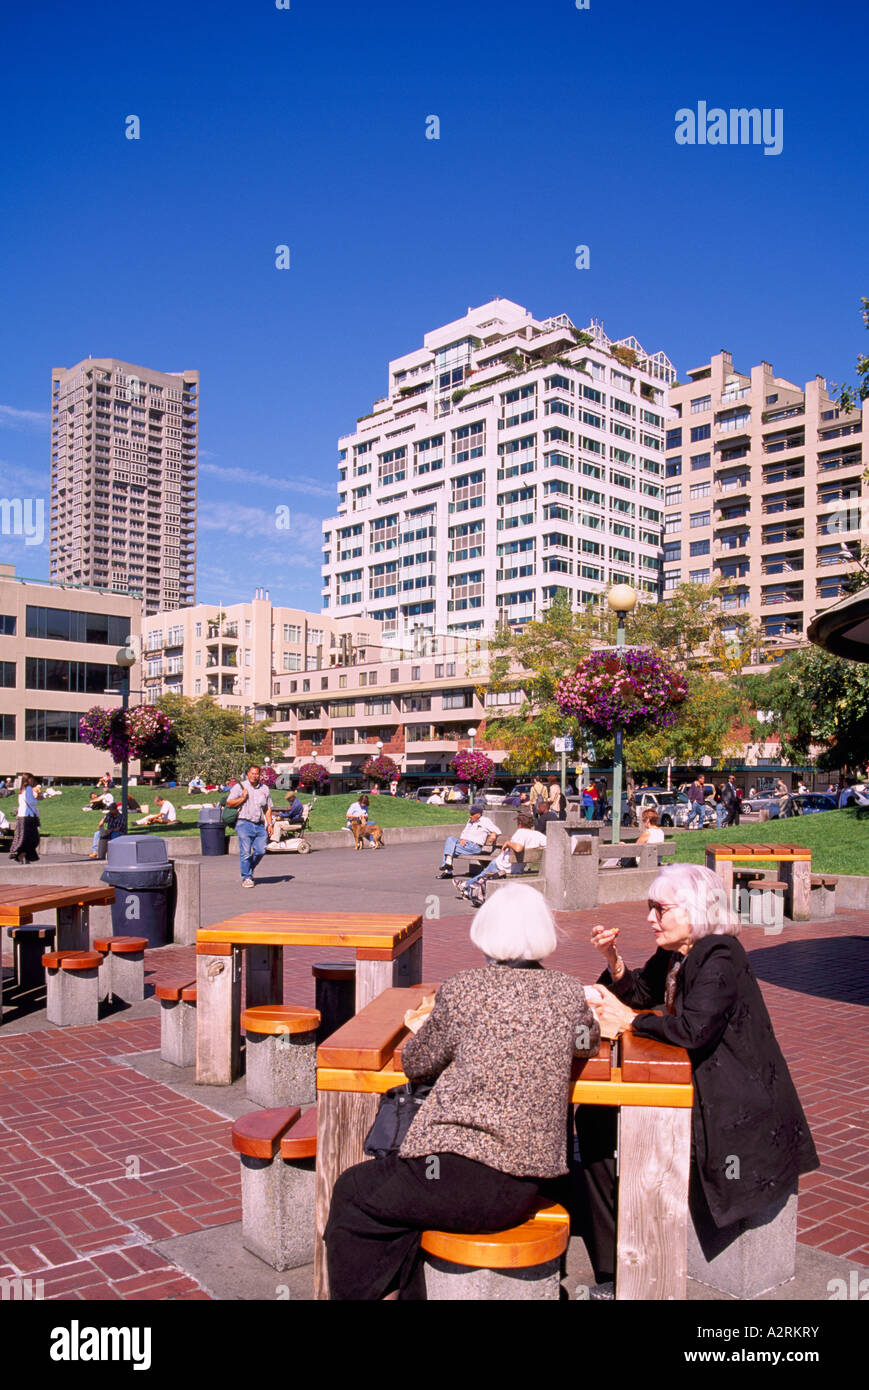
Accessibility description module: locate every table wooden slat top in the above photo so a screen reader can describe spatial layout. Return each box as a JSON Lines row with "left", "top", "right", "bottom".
{"left": 196, "top": 910, "right": 422, "bottom": 950}
{"left": 0, "top": 884, "right": 115, "bottom": 925}
{"left": 315, "top": 985, "right": 692, "bottom": 1106}
{"left": 706, "top": 843, "right": 811, "bottom": 861}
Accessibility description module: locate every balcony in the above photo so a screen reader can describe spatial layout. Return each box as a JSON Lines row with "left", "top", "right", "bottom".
{"left": 760, "top": 589, "right": 803, "bottom": 607}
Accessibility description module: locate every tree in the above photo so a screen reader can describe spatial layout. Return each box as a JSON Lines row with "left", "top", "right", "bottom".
{"left": 759, "top": 647, "right": 869, "bottom": 773}
{"left": 833, "top": 296, "right": 869, "bottom": 421}
{"left": 154, "top": 695, "right": 274, "bottom": 783}
{"left": 484, "top": 584, "right": 757, "bottom": 773}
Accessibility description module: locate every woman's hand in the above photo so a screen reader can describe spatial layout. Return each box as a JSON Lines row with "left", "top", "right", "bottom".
{"left": 590, "top": 923, "right": 621, "bottom": 969}
{"left": 588, "top": 985, "right": 636, "bottom": 1039}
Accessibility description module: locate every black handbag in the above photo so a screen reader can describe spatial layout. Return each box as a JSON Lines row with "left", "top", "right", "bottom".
{"left": 363, "top": 1081, "right": 433, "bottom": 1159}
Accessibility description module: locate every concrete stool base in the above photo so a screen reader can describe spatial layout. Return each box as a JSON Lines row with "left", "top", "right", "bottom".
{"left": 810, "top": 886, "right": 836, "bottom": 919}
{"left": 423, "top": 1254, "right": 562, "bottom": 1300}
{"left": 160, "top": 998, "right": 197, "bottom": 1067}
{"left": 245, "top": 1030, "right": 317, "bottom": 1108}
{"left": 7, "top": 926, "right": 56, "bottom": 991}
{"left": 45, "top": 964, "right": 100, "bottom": 1027}
{"left": 240, "top": 1154, "right": 316, "bottom": 1270}
{"left": 687, "top": 1185, "right": 798, "bottom": 1298}
{"left": 110, "top": 951, "right": 146, "bottom": 1002}
{"left": 748, "top": 889, "right": 784, "bottom": 930}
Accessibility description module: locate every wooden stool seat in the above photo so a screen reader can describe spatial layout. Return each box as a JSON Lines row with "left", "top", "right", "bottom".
{"left": 810, "top": 874, "right": 838, "bottom": 888}
{"left": 280, "top": 1105, "right": 318, "bottom": 1160}
{"left": 6, "top": 924, "right": 56, "bottom": 940}
{"left": 232, "top": 1106, "right": 301, "bottom": 1159}
{"left": 242, "top": 1005, "right": 320, "bottom": 1036}
{"left": 420, "top": 1201, "right": 570, "bottom": 1269}
{"left": 156, "top": 977, "right": 195, "bottom": 1002}
{"left": 746, "top": 879, "right": 787, "bottom": 890}
{"left": 94, "top": 936, "right": 149, "bottom": 954}
{"left": 42, "top": 950, "right": 102, "bottom": 971}
{"left": 311, "top": 963, "right": 356, "bottom": 982}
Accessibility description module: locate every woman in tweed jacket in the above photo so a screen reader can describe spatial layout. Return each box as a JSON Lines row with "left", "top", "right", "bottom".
{"left": 325, "top": 884, "right": 600, "bottom": 1300}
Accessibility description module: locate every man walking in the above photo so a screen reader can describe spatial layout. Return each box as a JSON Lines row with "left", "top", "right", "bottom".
{"left": 722, "top": 775, "right": 740, "bottom": 827}
{"left": 226, "top": 765, "right": 274, "bottom": 887}
{"left": 686, "top": 775, "right": 706, "bottom": 829}
{"left": 437, "top": 804, "right": 499, "bottom": 878}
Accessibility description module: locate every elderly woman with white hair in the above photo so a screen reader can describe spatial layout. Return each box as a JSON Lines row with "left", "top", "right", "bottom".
{"left": 324, "top": 883, "right": 601, "bottom": 1300}
{"left": 576, "top": 862, "right": 819, "bottom": 1297}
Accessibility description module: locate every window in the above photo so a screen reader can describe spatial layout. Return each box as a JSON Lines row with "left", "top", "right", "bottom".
{"left": 665, "top": 458, "right": 682, "bottom": 477}
{"left": 442, "top": 689, "right": 473, "bottom": 709}
{"left": 411, "top": 666, "right": 421, "bottom": 681}
{"left": 689, "top": 569, "right": 711, "bottom": 582}
{"left": 402, "top": 695, "right": 431, "bottom": 713}
{"left": 690, "top": 452, "right": 711, "bottom": 470}
{"left": 666, "top": 428, "right": 682, "bottom": 449}
{"left": 664, "top": 485, "right": 682, "bottom": 505}
{"left": 282, "top": 652, "right": 301, "bottom": 671}
{"left": 663, "top": 541, "right": 681, "bottom": 562}
{"left": 283, "top": 623, "right": 301, "bottom": 642}
{"left": 328, "top": 700, "right": 356, "bottom": 717}
{"left": 689, "top": 539, "right": 711, "bottom": 556}
{"left": 664, "top": 513, "right": 681, "bottom": 533}
{"left": 194, "top": 679, "right": 201, "bottom": 694}
{"left": 333, "top": 727, "right": 357, "bottom": 745}
{"left": 390, "top": 668, "right": 399, "bottom": 682}
{"left": 663, "top": 570, "right": 681, "bottom": 591}
{"left": 690, "top": 424, "right": 711, "bottom": 442}
{"left": 0, "top": 661, "right": 14, "bottom": 688}
{"left": 691, "top": 395, "right": 711, "bottom": 413}
{"left": 194, "top": 622, "right": 202, "bottom": 638}
{"left": 25, "top": 709, "right": 81, "bottom": 742}
{"left": 689, "top": 481, "right": 711, "bottom": 499}
{"left": 321, "top": 677, "right": 329, "bottom": 690}
{"left": 339, "top": 674, "right": 347, "bottom": 689}
{"left": 690, "top": 510, "right": 711, "bottom": 528}
{"left": 26, "top": 607, "right": 130, "bottom": 646}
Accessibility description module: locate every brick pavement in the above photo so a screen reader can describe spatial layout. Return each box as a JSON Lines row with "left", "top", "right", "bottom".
{"left": 0, "top": 845, "right": 867, "bottom": 1299}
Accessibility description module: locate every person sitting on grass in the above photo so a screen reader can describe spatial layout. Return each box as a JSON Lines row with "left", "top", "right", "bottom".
{"left": 88, "top": 801, "right": 125, "bottom": 858}
{"left": 438, "top": 804, "right": 499, "bottom": 879}
{"left": 455, "top": 810, "right": 546, "bottom": 905}
{"left": 187, "top": 774, "right": 207, "bottom": 794}
{"left": 84, "top": 790, "right": 115, "bottom": 812}
{"left": 138, "top": 794, "right": 177, "bottom": 827}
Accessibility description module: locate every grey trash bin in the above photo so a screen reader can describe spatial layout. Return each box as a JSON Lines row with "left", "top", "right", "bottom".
{"left": 101, "top": 836, "right": 174, "bottom": 948}
{"left": 199, "top": 804, "right": 228, "bottom": 856}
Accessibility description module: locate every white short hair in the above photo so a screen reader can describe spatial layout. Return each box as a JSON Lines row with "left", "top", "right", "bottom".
{"left": 648, "top": 863, "right": 739, "bottom": 938}
{"left": 469, "top": 884, "right": 559, "bottom": 961}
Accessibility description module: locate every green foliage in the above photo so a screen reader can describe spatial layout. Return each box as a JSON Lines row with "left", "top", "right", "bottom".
{"left": 756, "top": 647, "right": 869, "bottom": 772}
{"left": 155, "top": 695, "right": 274, "bottom": 783}
{"left": 833, "top": 296, "right": 869, "bottom": 421}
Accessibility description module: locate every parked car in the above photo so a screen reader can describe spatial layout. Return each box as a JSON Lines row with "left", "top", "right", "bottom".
{"left": 413, "top": 784, "right": 469, "bottom": 803}
{"left": 793, "top": 793, "right": 838, "bottom": 814}
{"left": 475, "top": 786, "right": 508, "bottom": 807}
{"left": 678, "top": 782, "right": 716, "bottom": 801}
{"left": 741, "top": 791, "right": 785, "bottom": 815}
{"left": 504, "top": 782, "right": 533, "bottom": 805}
{"left": 608, "top": 788, "right": 711, "bottom": 828}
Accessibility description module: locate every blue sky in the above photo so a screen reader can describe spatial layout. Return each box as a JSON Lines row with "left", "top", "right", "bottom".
{"left": 1, "top": 0, "right": 866, "bottom": 611}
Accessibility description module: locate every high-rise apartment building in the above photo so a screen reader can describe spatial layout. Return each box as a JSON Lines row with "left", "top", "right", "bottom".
{"left": 50, "top": 358, "right": 198, "bottom": 614}
{"left": 141, "top": 592, "right": 381, "bottom": 711}
{"left": 663, "top": 353, "right": 867, "bottom": 660}
{"left": 320, "top": 299, "right": 675, "bottom": 638}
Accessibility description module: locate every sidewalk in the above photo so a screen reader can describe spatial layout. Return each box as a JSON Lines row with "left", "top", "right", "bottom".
{"left": 1, "top": 843, "right": 867, "bottom": 1299}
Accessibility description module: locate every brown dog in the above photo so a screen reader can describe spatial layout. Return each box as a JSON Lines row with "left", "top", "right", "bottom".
{"left": 349, "top": 818, "right": 384, "bottom": 851}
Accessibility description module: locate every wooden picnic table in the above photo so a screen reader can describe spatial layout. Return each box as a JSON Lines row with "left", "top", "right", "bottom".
{"left": 313, "top": 984, "right": 693, "bottom": 1301}
{"left": 704, "top": 842, "right": 812, "bottom": 921}
{"left": 194, "top": 911, "right": 423, "bottom": 1086}
{"left": 0, "top": 884, "right": 115, "bottom": 948}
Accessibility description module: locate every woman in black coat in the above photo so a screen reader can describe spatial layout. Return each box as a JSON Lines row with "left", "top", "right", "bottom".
{"left": 576, "top": 862, "right": 818, "bottom": 1294}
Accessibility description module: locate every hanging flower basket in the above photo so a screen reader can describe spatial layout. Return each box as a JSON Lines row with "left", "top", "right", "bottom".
{"left": 361, "top": 754, "right": 400, "bottom": 782}
{"left": 555, "top": 648, "right": 688, "bottom": 736}
{"left": 451, "top": 748, "right": 495, "bottom": 783}
{"left": 297, "top": 762, "right": 330, "bottom": 788}
{"left": 79, "top": 705, "right": 174, "bottom": 764}
{"left": 260, "top": 766, "right": 278, "bottom": 788}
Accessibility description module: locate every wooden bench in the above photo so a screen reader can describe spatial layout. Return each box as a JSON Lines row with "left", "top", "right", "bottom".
{"left": 242, "top": 1004, "right": 320, "bottom": 1108}
{"left": 231, "top": 1105, "right": 318, "bottom": 1270}
{"left": 6, "top": 924, "right": 56, "bottom": 990}
{"left": 156, "top": 977, "right": 197, "bottom": 1065}
{"left": 93, "top": 936, "right": 148, "bottom": 1003}
{"left": 42, "top": 949, "right": 102, "bottom": 1027}
{"left": 421, "top": 1200, "right": 570, "bottom": 1300}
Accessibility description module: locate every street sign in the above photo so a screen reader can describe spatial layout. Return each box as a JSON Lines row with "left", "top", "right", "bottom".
{"left": 562, "top": 736, "right": 574, "bottom": 752}
{"left": 553, "top": 736, "right": 575, "bottom": 754}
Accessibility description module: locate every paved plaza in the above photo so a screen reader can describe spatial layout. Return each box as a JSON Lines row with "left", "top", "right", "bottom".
{"left": 1, "top": 842, "right": 867, "bottom": 1301}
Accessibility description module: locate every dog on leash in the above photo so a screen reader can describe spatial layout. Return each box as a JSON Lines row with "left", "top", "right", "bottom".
{"left": 349, "top": 818, "right": 384, "bottom": 851}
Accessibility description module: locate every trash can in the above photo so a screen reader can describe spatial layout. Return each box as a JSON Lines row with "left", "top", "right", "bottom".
{"left": 198, "top": 804, "right": 228, "bottom": 856}
{"left": 311, "top": 961, "right": 357, "bottom": 1043}
{"left": 101, "top": 836, "right": 174, "bottom": 949}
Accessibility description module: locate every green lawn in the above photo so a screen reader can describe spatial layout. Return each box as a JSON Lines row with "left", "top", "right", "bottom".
{"left": 669, "top": 808, "right": 869, "bottom": 877}
{"left": 21, "top": 786, "right": 467, "bottom": 838}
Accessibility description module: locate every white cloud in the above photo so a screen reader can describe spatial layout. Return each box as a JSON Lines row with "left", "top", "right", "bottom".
{"left": 199, "top": 461, "right": 335, "bottom": 499}
{"left": 0, "top": 405, "right": 50, "bottom": 431}
{"left": 0, "top": 460, "right": 50, "bottom": 492}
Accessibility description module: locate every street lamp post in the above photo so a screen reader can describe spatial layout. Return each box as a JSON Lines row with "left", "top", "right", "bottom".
{"left": 607, "top": 585, "right": 637, "bottom": 845}
{"left": 114, "top": 646, "right": 137, "bottom": 834}
{"left": 467, "top": 726, "right": 477, "bottom": 802}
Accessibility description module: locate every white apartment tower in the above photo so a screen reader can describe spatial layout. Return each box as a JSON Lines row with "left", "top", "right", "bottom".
{"left": 50, "top": 358, "right": 198, "bottom": 614}
{"left": 321, "top": 300, "right": 675, "bottom": 638}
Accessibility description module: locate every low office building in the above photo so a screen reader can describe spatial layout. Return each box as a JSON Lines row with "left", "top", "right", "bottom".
{"left": 141, "top": 592, "right": 382, "bottom": 712}
{"left": 0, "top": 563, "right": 141, "bottom": 780}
